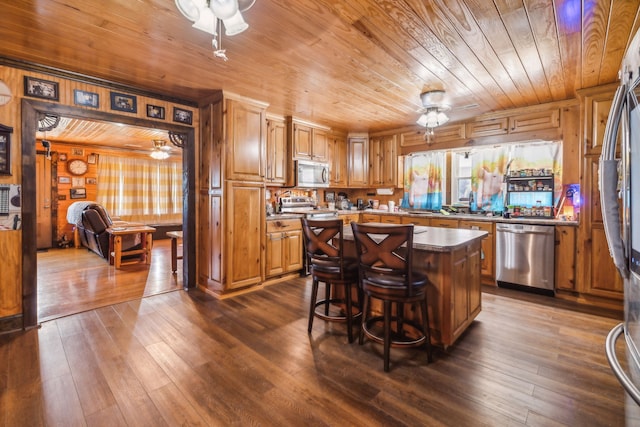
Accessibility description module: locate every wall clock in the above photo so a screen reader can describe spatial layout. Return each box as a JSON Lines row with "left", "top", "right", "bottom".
{"left": 67, "top": 159, "right": 88, "bottom": 176}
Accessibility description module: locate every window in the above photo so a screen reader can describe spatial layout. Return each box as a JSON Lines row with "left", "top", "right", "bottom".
{"left": 451, "top": 152, "right": 472, "bottom": 205}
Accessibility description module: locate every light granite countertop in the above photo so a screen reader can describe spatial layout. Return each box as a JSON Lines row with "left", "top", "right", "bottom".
{"left": 342, "top": 224, "right": 488, "bottom": 252}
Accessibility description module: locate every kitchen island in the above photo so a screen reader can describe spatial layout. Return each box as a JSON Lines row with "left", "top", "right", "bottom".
{"left": 342, "top": 225, "right": 488, "bottom": 349}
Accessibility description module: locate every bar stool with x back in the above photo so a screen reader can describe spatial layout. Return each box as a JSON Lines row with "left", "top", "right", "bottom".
{"left": 301, "top": 218, "right": 362, "bottom": 343}
{"left": 350, "top": 222, "right": 433, "bottom": 371}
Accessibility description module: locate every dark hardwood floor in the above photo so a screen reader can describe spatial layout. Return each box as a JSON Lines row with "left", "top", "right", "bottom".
{"left": 0, "top": 272, "right": 629, "bottom": 426}
{"left": 37, "top": 239, "right": 183, "bottom": 322}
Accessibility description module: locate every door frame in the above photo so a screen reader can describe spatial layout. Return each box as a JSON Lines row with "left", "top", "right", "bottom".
{"left": 21, "top": 99, "right": 197, "bottom": 328}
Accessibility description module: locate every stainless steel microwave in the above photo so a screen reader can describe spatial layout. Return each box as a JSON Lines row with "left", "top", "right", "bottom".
{"left": 296, "top": 160, "right": 329, "bottom": 188}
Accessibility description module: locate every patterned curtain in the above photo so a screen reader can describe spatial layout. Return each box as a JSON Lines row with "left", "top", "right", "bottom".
{"left": 470, "top": 147, "right": 509, "bottom": 212}
{"left": 97, "top": 155, "right": 183, "bottom": 223}
{"left": 401, "top": 151, "right": 445, "bottom": 210}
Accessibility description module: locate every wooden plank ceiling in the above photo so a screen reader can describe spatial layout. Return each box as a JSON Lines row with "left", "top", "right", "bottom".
{"left": 3, "top": 0, "right": 640, "bottom": 145}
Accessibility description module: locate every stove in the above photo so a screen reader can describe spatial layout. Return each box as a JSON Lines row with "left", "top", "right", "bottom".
{"left": 280, "top": 196, "right": 338, "bottom": 219}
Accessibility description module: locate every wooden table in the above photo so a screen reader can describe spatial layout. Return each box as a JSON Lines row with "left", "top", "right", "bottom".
{"left": 107, "top": 225, "right": 156, "bottom": 269}
{"left": 167, "top": 230, "right": 183, "bottom": 273}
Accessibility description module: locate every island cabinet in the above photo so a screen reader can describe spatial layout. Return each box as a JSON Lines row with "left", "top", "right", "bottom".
{"left": 198, "top": 93, "right": 267, "bottom": 297}
{"left": 328, "top": 131, "right": 348, "bottom": 187}
{"left": 458, "top": 220, "right": 494, "bottom": 284}
{"left": 287, "top": 117, "right": 329, "bottom": 162}
{"left": 343, "top": 226, "right": 486, "bottom": 349}
{"left": 348, "top": 136, "right": 368, "bottom": 187}
{"left": 265, "top": 116, "right": 287, "bottom": 185}
{"left": 265, "top": 218, "right": 303, "bottom": 278}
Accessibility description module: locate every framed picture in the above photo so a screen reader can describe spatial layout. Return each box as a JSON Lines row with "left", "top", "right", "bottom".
{"left": 0, "top": 124, "right": 13, "bottom": 175}
{"left": 147, "top": 104, "right": 165, "bottom": 119}
{"left": 24, "top": 76, "right": 59, "bottom": 101}
{"left": 70, "top": 188, "right": 86, "bottom": 199}
{"left": 87, "top": 153, "right": 98, "bottom": 164}
{"left": 73, "top": 89, "right": 99, "bottom": 108}
{"left": 58, "top": 153, "right": 67, "bottom": 161}
{"left": 58, "top": 176, "right": 71, "bottom": 184}
{"left": 173, "top": 107, "right": 193, "bottom": 125}
{"left": 110, "top": 92, "right": 137, "bottom": 113}
{"left": 71, "top": 148, "right": 84, "bottom": 156}
{"left": 86, "top": 177, "right": 97, "bottom": 185}
{"left": 325, "top": 191, "right": 335, "bottom": 202}
{"left": 72, "top": 177, "right": 85, "bottom": 187}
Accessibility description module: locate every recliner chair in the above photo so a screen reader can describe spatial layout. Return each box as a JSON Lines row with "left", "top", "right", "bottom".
{"left": 77, "top": 204, "right": 112, "bottom": 258}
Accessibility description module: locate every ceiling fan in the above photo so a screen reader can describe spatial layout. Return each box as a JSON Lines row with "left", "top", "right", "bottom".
{"left": 416, "top": 90, "right": 451, "bottom": 128}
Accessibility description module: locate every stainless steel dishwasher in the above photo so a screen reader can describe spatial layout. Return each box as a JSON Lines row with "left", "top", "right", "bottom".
{"left": 495, "top": 223, "right": 555, "bottom": 293}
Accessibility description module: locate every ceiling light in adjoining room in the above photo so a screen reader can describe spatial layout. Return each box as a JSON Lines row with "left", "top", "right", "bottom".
{"left": 416, "top": 107, "right": 450, "bottom": 128}
{"left": 150, "top": 139, "right": 171, "bottom": 160}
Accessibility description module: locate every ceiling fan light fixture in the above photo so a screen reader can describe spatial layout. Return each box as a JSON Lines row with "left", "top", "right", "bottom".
{"left": 416, "top": 107, "right": 449, "bottom": 128}
{"left": 150, "top": 140, "right": 171, "bottom": 159}
{"left": 209, "top": 0, "right": 240, "bottom": 20}
{"left": 191, "top": 7, "right": 218, "bottom": 35}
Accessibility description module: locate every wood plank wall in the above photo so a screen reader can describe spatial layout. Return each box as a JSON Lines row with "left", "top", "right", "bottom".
{"left": 0, "top": 64, "right": 198, "bottom": 319}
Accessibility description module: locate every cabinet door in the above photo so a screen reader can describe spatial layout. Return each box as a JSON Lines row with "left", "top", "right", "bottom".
{"left": 555, "top": 225, "right": 576, "bottom": 291}
{"left": 226, "top": 99, "right": 265, "bottom": 181}
{"left": 348, "top": 136, "right": 368, "bottom": 187}
{"left": 466, "top": 117, "right": 508, "bottom": 138}
{"left": 369, "top": 137, "right": 383, "bottom": 186}
{"left": 381, "top": 135, "right": 398, "bottom": 186}
{"left": 329, "top": 135, "right": 348, "bottom": 186}
{"left": 292, "top": 122, "right": 313, "bottom": 160}
{"left": 509, "top": 109, "right": 559, "bottom": 133}
{"left": 312, "top": 128, "right": 328, "bottom": 161}
{"left": 266, "top": 118, "right": 287, "bottom": 184}
{"left": 285, "top": 230, "right": 303, "bottom": 272}
{"left": 265, "top": 232, "right": 285, "bottom": 277}
{"left": 459, "top": 220, "right": 494, "bottom": 283}
{"left": 226, "top": 182, "right": 264, "bottom": 289}
{"left": 581, "top": 86, "right": 616, "bottom": 155}
{"left": 580, "top": 156, "right": 623, "bottom": 299}
{"left": 198, "top": 192, "right": 223, "bottom": 287}
{"left": 402, "top": 217, "right": 430, "bottom": 226}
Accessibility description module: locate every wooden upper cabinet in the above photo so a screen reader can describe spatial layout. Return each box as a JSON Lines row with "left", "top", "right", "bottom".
{"left": 433, "top": 123, "right": 466, "bottom": 143}
{"left": 226, "top": 99, "right": 265, "bottom": 181}
{"left": 466, "top": 117, "right": 509, "bottom": 138}
{"left": 348, "top": 136, "right": 368, "bottom": 187}
{"left": 369, "top": 134, "right": 398, "bottom": 187}
{"left": 509, "top": 109, "right": 559, "bottom": 133}
{"left": 578, "top": 84, "right": 617, "bottom": 155}
{"left": 328, "top": 132, "right": 348, "bottom": 187}
{"left": 287, "top": 117, "right": 329, "bottom": 162}
{"left": 266, "top": 117, "right": 287, "bottom": 185}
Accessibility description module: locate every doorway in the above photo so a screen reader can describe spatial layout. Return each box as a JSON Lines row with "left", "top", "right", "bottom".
{"left": 22, "top": 99, "right": 196, "bottom": 327}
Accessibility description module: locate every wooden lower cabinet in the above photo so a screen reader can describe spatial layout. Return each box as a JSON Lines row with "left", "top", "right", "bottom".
{"left": 361, "top": 214, "right": 380, "bottom": 223}
{"left": 265, "top": 219, "right": 303, "bottom": 278}
{"left": 402, "top": 216, "right": 431, "bottom": 226}
{"left": 458, "top": 220, "right": 494, "bottom": 284}
{"left": 555, "top": 225, "right": 576, "bottom": 291}
{"left": 430, "top": 218, "right": 459, "bottom": 228}
{"left": 380, "top": 214, "right": 402, "bottom": 224}
{"left": 338, "top": 213, "right": 360, "bottom": 226}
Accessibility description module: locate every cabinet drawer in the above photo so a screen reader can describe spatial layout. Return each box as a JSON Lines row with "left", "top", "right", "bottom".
{"left": 267, "top": 218, "right": 302, "bottom": 232}
{"left": 431, "top": 219, "right": 459, "bottom": 228}
{"left": 380, "top": 215, "right": 402, "bottom": 224}
{"left": 402, "top": 217, "right": 431, "bottom": 226}
{"left": 362, "top": 214, "right": 380, "bottom": 223}
{"left": 458, "top": 221, "right": 493, "bottom": 234}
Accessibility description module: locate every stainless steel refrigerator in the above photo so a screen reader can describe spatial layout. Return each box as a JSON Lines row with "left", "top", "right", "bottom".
{"left": 601, "top": 26, "right": 640, "bottom": 423}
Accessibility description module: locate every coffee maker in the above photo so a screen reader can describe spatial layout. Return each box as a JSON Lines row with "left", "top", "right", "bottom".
{"left": 357, "top": 199, "right": 365, "bottom": 210}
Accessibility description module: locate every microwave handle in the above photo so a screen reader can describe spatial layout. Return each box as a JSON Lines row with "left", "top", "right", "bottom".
{"left": 322, "top": 166, "right": 328, "bottom": 183}
{"left": 599, "top": 84, "right": 629, "bottom": 279}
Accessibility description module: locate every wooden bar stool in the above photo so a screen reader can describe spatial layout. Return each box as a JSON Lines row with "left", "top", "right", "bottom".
{"left": 351, "top": 222, "right": 433, "bottom": 372}
{"left": 301, "top": 218, "right": 362, "bottom": 343}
